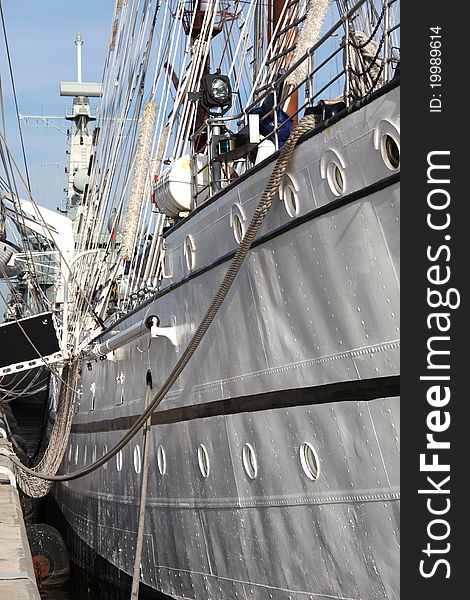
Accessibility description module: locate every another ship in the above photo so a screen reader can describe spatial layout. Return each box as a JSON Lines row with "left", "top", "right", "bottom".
{"left": 1, "top": 1, "right": 400, "bottom": 598}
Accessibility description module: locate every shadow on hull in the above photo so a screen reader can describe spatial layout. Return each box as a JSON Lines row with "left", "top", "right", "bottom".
{"left": 45, "top": 495, "right": 174, "bottom": 600}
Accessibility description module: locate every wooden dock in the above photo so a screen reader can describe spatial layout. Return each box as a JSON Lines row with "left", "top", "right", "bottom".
{"left": 0, "top": 438, "right": 40, "bottom": 599}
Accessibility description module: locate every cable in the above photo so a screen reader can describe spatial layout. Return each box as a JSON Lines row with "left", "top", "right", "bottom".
{"left": 0, "top": 0, "right": 32, "bottom": 192}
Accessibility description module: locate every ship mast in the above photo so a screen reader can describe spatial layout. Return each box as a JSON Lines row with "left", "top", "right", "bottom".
{"left": 59, "top": 34, "right": 102, "bottom": 227}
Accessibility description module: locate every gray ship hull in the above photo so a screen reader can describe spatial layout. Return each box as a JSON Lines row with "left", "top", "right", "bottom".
{"left": 54, "top": 83, "right": 400, "bottom": 599}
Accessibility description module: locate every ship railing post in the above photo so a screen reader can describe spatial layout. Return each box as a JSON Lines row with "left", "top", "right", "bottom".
{"left": 307, "top": 51, "right": 314, "bottom": 109}
{"left": 211, "top": 123, "right": 222, "bottom": 194}
{"left": 344, "top": 15, "right": 350, "bottom": 106}
{"left": 273, "top": 87, "right": 279, "bottom": 150}
{"left": 190, "top": 139, "right": 197, "bottom": 210}
{"left": 383, "top": 0, "right": 390, "bottom": 83}
{"left": 244, "top": 111, "right": 251, "bottom": 170}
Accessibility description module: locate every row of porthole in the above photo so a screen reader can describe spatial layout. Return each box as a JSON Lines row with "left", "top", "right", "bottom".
{"left": 183, "top": 131, "right": 400, "bottom": 270}
{"left": 320, "top": 131, "right": 399, "bottom": 198}
{"left": 68, "top": 441, "right": 320, "bottom": 482}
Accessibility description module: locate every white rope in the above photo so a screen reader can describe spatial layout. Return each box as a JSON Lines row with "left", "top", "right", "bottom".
{"left": 344, "top": 29, "right": 383, "bottom": 100}
{"left": 286, "top": 0, "right": 331, "bottom": 87}
{"left": 121, "top": 101, "right": 157, "bottom": 259}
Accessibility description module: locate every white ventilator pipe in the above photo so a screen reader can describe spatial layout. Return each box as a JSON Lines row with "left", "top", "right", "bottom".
{"left": 121, "top": 101, "right": 158, "bottom": 260}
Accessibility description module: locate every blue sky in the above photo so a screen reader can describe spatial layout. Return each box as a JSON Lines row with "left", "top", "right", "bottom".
{"left": 1, "top": 0, "right": 114, "bottom": 210}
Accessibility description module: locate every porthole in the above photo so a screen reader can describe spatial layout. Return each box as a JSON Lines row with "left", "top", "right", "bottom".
{"left": 373, "top": 119, "right": 400, "bottom": 172}
{"left": 230, "top": 203, "right": 246, "bottom": 244}
{"left": 74, "top": 444, "right": 79, "bottom": 466}
{"left": 184, "top": 235, "right": 196, "bottom": 271}
{"left": 116, "top": 450, "right": 123, "bottom": 472}
{"left": 382, "top": 134, "right": 400, "bottom": 170}
{"left": 102, "top": 445, "right": 108, "bottom": 470}
{"left": 134, "top": 445, "right": 142, "bottom": 474}
{"left": 280, "top": 174, "right": 300, "bottom": 217}
{"left": 197, "top": 444, "right": 210, "bottom": 478}
{"left": 232, "top": 213, "right": 244, "bottom": 243}
{"left": 327, "top": 162, "right": 345, "bottom": 196}
{"left": 242, "top": 443, "right": 258, "bottom": 479}
{"left": 283, "top": 185, "right": 299, "bottom": 218}
{"left": 157, "top": 445, "right": 167, "bottom": 475}
{"left": 299, "top": 442, "right": 320, "bottom": 481}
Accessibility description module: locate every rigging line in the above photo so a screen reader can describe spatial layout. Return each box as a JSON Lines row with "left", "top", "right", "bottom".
{"left": 244, "top": 0, "right": 292, "bottom": 106}
{"left": 0, "top": 407, "right": 29, "bottom": 459}
{"left": 0, "top": 84, "right": 53, "bottom": 308}
{"left": 8, "top": 113, "right": 318, "bottom": 483}
{"left": 0, "top": 0, "right": 32, "bottom": 192}
{"left": 77, "top": 92, "right": 142, "bottom": 280}
{"left": 174, "top": 1, "right": 222, "bottom": 157}
{"left": 0, "top": 73, "right": 7, "bottom": 136}
{"left": 0, "top": 136, "right": 106, "bottom": 332}
{"left": 94, "top": 1, "right": 158, "bottom": 243}
{"left": 82, "top": 6, "right": 138, "bottom": 221}
{"left": 152, "top": 6, "right": 186, "bottom": 159}
{"left": 228, "top": 4, "right": 256, "bottom": 104}
{"left": 155, "top": 1, "right": 192, "bottom": 162}
{"left": 72, "top": 121, "right": 141, "bottom": 329}
{"left": 169, "top": 0, "right": 212, "bottom": 147}
{"left": 149, "top": 0, "right": 172, "bottom": 99}
{"left": 217, "top": 0, "right": 241, "bottom": 70}
{"left": 0, "top": 259, "right": 38, "bottom": 319}
{"left": 77, "top": 11, "right": 156, "bottom": 275}
{"left": 87, "top": 102, "right": 140, "bottom": 253}
{"left": 0, "top": 284, "right": 79, "bottom": 394}
{"left": 0, "top": 143, "right": 46, "bottom": 312}
{"left": 0, "top": 371, "right": 46, "bottom": 399}
{"left": 0, "top": 359, "right": 46, "bottom": 402}
{"left": 77, "top": 1, "right": 176, "bottom": 304}
{"left": 0, "top": 339, "right": 46, "bottom": 395}
{"left": 79, "top": 23, "right": 147, "bottom": 254}
{"left": 0, "top": 289, "right": 70, "bottom": 393}
{"left": 126, "top": 182, "right": 156, "bottom": 299}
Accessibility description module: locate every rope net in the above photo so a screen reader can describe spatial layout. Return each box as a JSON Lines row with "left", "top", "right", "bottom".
{"left": 13, "top": 362, "right": 79, "bottom": 497}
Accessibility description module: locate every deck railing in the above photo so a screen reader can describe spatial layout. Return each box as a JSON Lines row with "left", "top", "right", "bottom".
{"left": 190, "top": 0, "right": 400, "bottom": 203}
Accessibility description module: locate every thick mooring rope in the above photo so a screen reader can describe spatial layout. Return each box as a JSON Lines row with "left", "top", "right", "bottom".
{"left": 12, "top": 363, "right": 79, "bottom": 497}
{"left": 8, "top": 113, "right": 318, "bottom": 487}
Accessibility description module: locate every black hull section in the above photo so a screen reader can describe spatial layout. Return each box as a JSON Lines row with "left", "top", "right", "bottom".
{"left": 45, "top": 495, "right": 174, "bottom": 600}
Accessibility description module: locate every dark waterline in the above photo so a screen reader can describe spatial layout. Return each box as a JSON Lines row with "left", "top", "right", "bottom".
{"left": 40, "top": 577, "right": 83, "bottom": 600}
